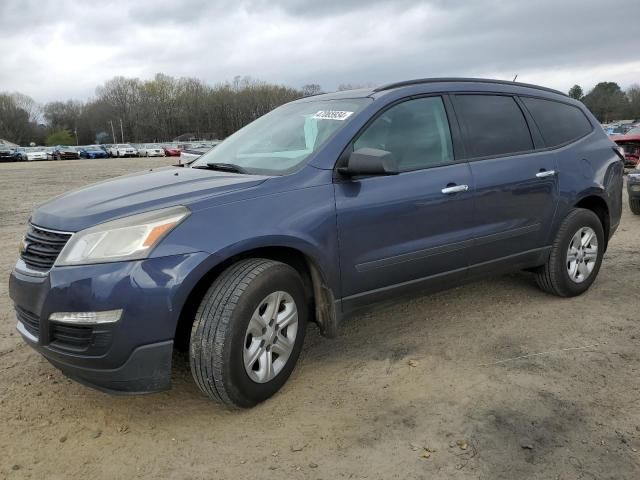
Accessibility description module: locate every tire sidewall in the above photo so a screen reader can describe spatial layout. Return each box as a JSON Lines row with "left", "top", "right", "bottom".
{"left": 555, "top": 210, "right": 605, "bottom": 295}
{"left": 222, "top": 264, "right": 307, "bottom": 407}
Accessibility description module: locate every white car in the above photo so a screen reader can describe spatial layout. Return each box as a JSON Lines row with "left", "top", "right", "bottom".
{"left": 25, "top": 148, "right": 48, "bottom": 161}
{"left": 109, "top": 144, "right": 139, "bottom": 157}
{"left": 137, "top": 144, "right": 165, "bottom": 157}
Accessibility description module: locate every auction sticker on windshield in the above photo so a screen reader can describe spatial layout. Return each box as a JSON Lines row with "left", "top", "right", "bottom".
{"left": 312, "top": 110, "right": 354, "bottom": 121}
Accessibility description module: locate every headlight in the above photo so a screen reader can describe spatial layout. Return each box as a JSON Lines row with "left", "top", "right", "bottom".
{"left": 55, "top": 205, "right": 190, "bottom": 266}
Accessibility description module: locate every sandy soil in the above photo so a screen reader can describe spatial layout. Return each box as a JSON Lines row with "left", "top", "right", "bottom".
{"left": 0, "top": 158, "right": 638, "bottom": 479}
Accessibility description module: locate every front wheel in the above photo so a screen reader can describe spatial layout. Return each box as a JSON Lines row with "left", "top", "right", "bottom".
{"left": 535, "top": 208, "right": 604, "bottom": 297}
{"left": 190, "top": 259, "right": 307, "bottom": 408}
{"left": 630, "top": 198, "right": 640, "bottom": 215}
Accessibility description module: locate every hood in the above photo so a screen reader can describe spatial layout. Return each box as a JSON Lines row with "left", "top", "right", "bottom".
{"left": 31, "top": 166, "right": 269, "bottom": 232}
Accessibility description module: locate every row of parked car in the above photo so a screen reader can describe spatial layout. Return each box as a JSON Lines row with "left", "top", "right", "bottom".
{"left": 602, "top": 122, "right": 640, "bottom": 137}
{"left": 0, "top": 142, "right": 218, "bottom": 162}
{"left": 609, "top": 126, "right": 640, "bottom": 169}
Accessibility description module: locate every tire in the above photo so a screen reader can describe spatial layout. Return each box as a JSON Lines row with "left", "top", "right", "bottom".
{"left": 535, "top": 208, "right": 605, "bottom": 297}
{"left": 190, "top": 259, "right": 307, "bottom": 408}
{"left": 630, "top": 198, "right": 640, "bottom": 215}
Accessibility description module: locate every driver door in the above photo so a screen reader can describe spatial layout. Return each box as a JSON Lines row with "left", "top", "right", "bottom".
{"left": 334, "top": 96, "right": 475, "bottom": 309}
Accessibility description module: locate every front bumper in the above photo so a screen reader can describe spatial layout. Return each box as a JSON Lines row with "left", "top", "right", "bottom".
{"left": 9, "top": 251, "right": 210, "bottom": 394}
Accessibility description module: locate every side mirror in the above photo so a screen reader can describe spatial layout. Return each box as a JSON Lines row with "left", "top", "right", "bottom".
{"left": 339, "top": 148, "right": 399, "bottom": 176}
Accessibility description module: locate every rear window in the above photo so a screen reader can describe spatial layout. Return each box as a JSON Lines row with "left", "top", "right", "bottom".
{"left": 521, "top": 97, "right": 593, "bottom": 147}
{"left": 453, "top": 95, "right": 533, "bottom": 158}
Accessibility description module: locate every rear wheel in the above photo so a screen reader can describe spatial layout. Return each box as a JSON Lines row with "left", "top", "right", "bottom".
{"left": 190, "top": 259, "right": 307, "bottom": 408}
{"left": 535, "top": 208, "right": 604, "bottom": 297}
{"left": 630, "top": 198, "right": 640, "bottom": 215}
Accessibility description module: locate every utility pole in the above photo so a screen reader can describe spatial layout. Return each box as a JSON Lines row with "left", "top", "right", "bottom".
{"left": 119, "top": 118, "right": 125, "bottom": 143}
{"left": 109, "top": 121, "right": 116, "bottom": 143}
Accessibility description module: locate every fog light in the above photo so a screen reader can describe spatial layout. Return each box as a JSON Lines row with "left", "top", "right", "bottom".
{"left": 49, "top": 309, "right": 122, "bottom": 325}
{"left": 631, "top": 184, "right": 640, "bottom": 192}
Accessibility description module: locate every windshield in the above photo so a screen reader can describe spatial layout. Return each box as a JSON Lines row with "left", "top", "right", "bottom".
{"left": 191, "top": 98, "right": 371, "bottom": 174}
{"left": 625, "top": 127, "right": 640, "bottom": 136}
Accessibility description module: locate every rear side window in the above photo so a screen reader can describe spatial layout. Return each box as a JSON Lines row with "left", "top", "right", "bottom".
{"left": 521, "top": 97, "right": 593, "bottom": 147}
{"left": 453, "top": 95, "right": 533, "bottom": 158}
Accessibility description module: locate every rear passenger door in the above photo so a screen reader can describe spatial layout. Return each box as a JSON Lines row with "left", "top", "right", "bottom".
{"left": 451, "top": 94, "right": 559, "bottom": 267}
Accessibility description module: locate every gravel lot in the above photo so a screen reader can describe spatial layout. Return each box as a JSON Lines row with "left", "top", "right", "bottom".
{"left": 0, "top": 158, "right": 639, "bottom": 479}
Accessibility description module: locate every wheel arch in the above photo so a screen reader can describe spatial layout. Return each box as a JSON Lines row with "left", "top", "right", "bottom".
{"left": 173, "top": 245, "right": 338, "bottom": 352}
{"left": 574, "top": 194, "right": 610, "bottom": 249}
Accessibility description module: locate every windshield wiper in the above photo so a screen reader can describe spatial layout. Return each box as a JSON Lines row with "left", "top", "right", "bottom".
{"left": 192, "top": 162, "right": 248, "bottom": 174}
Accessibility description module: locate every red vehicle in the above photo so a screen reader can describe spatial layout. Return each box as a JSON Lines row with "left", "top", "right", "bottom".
{"left": 163, "top": 146, "right": 181, "bottom": 157}
{"left": 612, "top": 127, "right": 640, "bottom": 168}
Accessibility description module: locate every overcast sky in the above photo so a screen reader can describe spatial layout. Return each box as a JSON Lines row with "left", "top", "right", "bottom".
{"left": 1, "top": 0, "right": 638, "bottom": 103}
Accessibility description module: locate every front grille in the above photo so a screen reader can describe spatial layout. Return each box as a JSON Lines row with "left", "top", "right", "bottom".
{"left": 20, "top": 224, "right": 72, "bottom": 271}
{"left": 16, "top": 306, "right": 40, "bottom": 338}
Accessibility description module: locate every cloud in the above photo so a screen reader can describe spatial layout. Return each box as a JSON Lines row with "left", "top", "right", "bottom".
{"left": 0, "top": 0, "right": 637, "bottom": 102}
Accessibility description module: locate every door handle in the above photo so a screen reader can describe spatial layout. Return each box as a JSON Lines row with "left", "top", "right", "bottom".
{"left": 535, "top": 170, "right": 556, "bottom": 178}
{"left": 441, "top": 184, "right": 469, "bottom": 194}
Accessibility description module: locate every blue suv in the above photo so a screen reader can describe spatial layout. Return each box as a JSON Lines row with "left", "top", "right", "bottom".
{"left": 9, "top": 78, "right": 623, "bottom": 407}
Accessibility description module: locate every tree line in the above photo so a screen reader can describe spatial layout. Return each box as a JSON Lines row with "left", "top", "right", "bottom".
{"left": 1, "top": 75, "right": 639, "bottom": 146}
{"left": 0, "top": 75, "right": 327, "bottom": 146}
{"left": 568, "top": 82, "right": 639, "bottom": 123}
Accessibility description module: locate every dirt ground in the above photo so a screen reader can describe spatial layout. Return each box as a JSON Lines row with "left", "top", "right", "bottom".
{"left": 0, "top": 158, "right": 639, "bottom": 480}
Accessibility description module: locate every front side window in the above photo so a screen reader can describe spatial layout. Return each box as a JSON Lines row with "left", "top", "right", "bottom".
{"left": 521, "top": 97, "right": 593, "bottom": 147}
{"left": 453, "top": 94, "right": 533, "bottom": 158}
{"left": 191, "top": 98, "right": 371, "bottom": 175}
{"left": 353, "top": 96, "right": 454, "bottom": 171}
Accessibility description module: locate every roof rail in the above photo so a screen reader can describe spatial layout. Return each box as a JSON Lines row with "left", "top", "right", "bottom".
{"left": 373, "top": 77, "right": 568, "bottom": 97}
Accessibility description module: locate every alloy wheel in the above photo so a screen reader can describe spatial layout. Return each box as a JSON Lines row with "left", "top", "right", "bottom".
{"left": 243, "top": 291, "right": 299, "bottom": 383}
{"left": 566, "top": 226, "right": 598, "bottom": 283}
